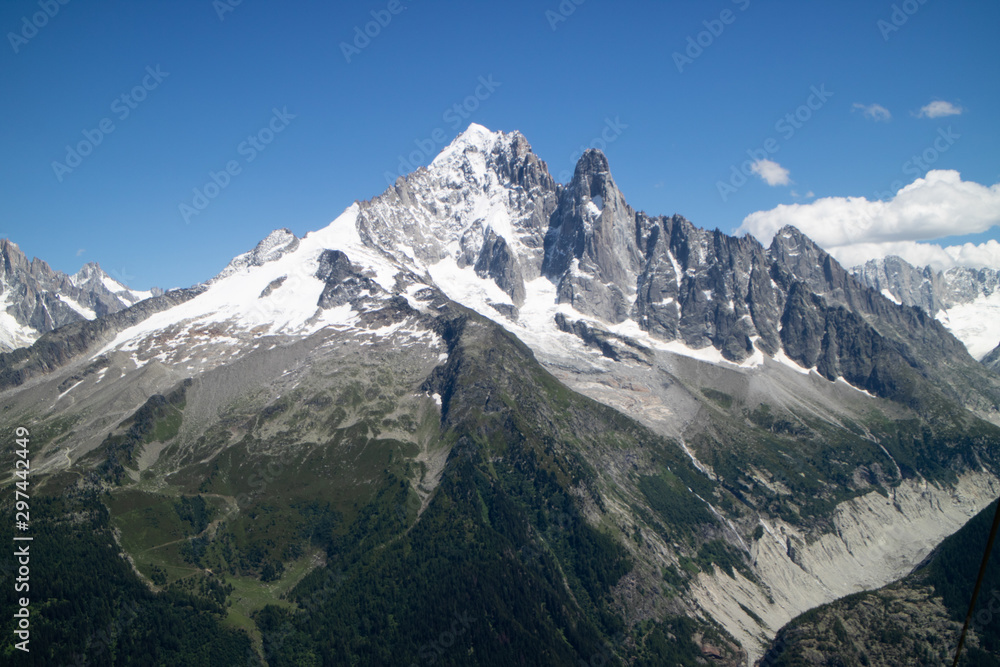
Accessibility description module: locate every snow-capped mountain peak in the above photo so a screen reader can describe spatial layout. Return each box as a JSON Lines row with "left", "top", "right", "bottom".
{"left": 429, "top": 122, "right": 504, "bottom": 169}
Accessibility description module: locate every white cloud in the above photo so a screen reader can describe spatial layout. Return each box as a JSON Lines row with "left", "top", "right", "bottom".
{"left": 736, "top": 170, "right": 1000, "bottom": 270}
{"left": 852, "top": 102, "right": 891, "bottom": 121}
{"left": 917, "top": 100, "right": 963, "bottom": 118}
{"left": 76, "top": 248, "right": 86, "bottom": 256}
{"left": 750, "top": 159, "right": 791, "bottom": 186}
{"left": 827, "top": 239, "right": 1000, "bottom": 272}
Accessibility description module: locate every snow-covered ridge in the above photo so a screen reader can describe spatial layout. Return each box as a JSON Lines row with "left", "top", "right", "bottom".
{"left": 91, "top": 204, "right": 420, "bottom": 369}
{"left": 213, "top": 228, "right": 301, "bottom": 282}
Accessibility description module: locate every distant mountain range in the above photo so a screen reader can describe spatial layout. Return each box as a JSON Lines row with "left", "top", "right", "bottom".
{"left": 852, "top": 254, "right": 1000, "bottom": 362}
{"left": 1, "top": 125, "right": 998, "bottom": 665}
{"left": 0, "top": 238, "right": 160, "bottom": 351}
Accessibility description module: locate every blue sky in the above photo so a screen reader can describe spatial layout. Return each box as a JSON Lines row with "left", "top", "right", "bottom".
{"left": 1, "top": 0, "right": 998, "bottom": 290}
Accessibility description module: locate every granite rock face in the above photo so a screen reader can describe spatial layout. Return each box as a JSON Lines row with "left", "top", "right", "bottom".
{"left": 315, "top": 249, "right": 384, "bottom": 310}
{"left": 543, "top": 149, "right": 642, "bottom": 324}
{"left": 633, "top": 217, "right": 775, "bottom": 360}
{"left": 356, "top": 125, "right": 557, "bottom": 288}
{"left": 474, "top": 230, "right": 526, "bottom": 307}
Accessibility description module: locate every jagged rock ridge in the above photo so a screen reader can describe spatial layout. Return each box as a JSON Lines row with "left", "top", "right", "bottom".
{"left": 0, "top": 238, "right": 162, "bottom": 351}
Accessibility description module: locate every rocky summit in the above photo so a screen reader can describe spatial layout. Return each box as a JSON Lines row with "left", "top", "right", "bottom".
{"left": 1, "top": 125, "right": 999, "bottom": 666}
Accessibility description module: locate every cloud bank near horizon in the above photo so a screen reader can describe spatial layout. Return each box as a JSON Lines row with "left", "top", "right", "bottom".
{"left": 736, "top": 170, "right": 1000, "bottom": 272}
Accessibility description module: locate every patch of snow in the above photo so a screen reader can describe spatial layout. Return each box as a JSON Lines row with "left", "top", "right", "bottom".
{"left": 936, "top": 290, "right": 1000, "bottom": 360}
{"left": 667, "top": 250, "right": 683, "bottom": 291}
{"left": 483, "top": 206, "right": 514, "bottom": 245}
{"left": 56, "top": 379, "right": 84, "bottom": 399}
{"left": 771, "top": 348, "right": 813, "bottom": 375}
{"left": 0, "top": 291, "right": 40, "bottom": 350}
{"left": 427, "top": 256, "right": 514, "bottom": 312}
{"left": 835, "top": 376, "right": 876, "bottom": 398}
{"left": 102, "top": 275, "right": 126, "bottom": 293}
{"left": 125, "top": 288, "right": 154, "bottom": 303}
{"left": 56, "top": 294, "right": 96, "bottom": 319}
{"left": 430, "top": 123, "right": 500, "bottom": 169}
{"left": 880, "top": 289, "right": 901, "bottom": 305}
